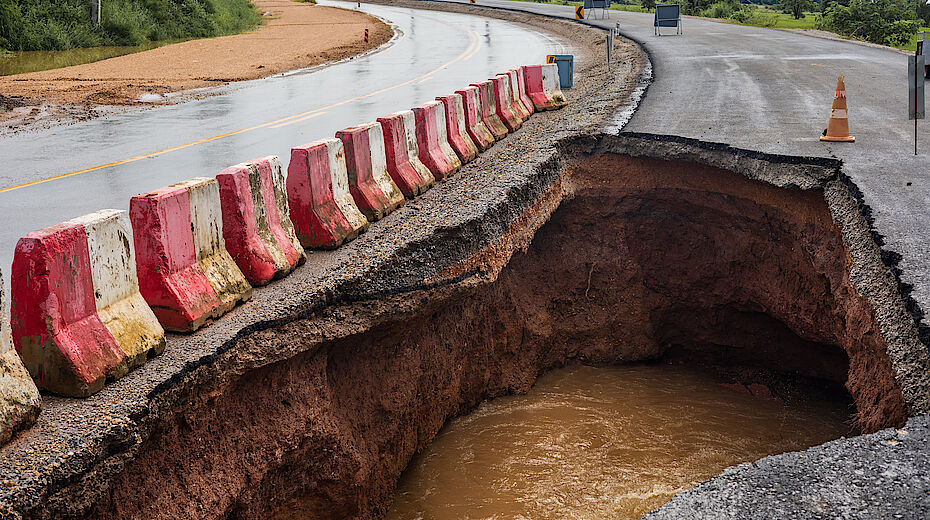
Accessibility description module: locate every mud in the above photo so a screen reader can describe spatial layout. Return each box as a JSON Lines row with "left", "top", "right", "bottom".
{"left": 81, "top": 135, "right": 913, "bottom": 519}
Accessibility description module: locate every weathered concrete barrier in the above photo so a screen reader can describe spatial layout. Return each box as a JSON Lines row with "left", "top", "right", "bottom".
{"left": 131, "top": 179, "right": 253, "bottom": 332}
{"left": 12, "top": 209, "right": 166, "bottom": 396}
{"left": 0, "top": 268, "right": 41, "bottom": 445}
{"left": 437, "top": 94, "right": 479, "bottom": 163}
{"left": 490, "top": 75, "right": 522, "bottom": 132}
{"left": 511, "top": 67, "right": 535, "bottom": 116}
{"left": 413, "top": 101, "right": 462, "bottom": 180}
{"left": 503, "top": 70, "right": 532, "bottom": 120}
{"left": 217, "top": 156, "right": 306, "bottom": 286}
{"left": 378, "top": 112, "right": 435, "bottom": 197}
{"left": 471, "top": 80, "right": 509, "bottom": 139}
{"left": 336, "top": 123, "right": 405, "bottom": 221}
{"left": 455, "top": 86, "right": 495, "bottom": 151}
{"left": 287, "top": 138, "right": 370, "bottom": 249}
{"left": 522, "top": 64, "right": 567, "bottom": 111}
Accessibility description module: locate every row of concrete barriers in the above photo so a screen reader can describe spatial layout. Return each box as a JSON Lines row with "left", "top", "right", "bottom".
{"left": 0, "top": 63, "right": 566, "bottom": 445}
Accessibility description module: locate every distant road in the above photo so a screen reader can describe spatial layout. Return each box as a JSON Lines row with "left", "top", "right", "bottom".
{"left": 0, "top": 0, "right": 572, "bottom": 283}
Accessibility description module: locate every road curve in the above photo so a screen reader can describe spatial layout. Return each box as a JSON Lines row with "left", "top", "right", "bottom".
{"left": 0, "top": 0, "right": 574, "bottom": 281}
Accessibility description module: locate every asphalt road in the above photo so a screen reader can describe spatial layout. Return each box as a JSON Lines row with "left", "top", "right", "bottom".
{"left": 0, "top": 0, "right": 573, "bottom": 283}
{"left": 436, "top": 0, "right": 930, "bottom": 336}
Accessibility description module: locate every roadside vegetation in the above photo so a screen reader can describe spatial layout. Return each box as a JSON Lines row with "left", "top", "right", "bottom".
{"left": 520, "top": 0, "right": 930, "bottom": 50}
{"left": 0, "top": 0, "right": 262, "bottom": 52}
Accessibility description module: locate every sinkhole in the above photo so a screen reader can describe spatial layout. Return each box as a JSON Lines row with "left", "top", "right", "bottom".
{"left": 90, "top": 134, "right": 927, "bottom": 520}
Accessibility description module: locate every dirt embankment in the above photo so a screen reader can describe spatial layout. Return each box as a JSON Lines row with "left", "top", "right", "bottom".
{"left": 0, "top": 0, "right": 391, "bottom": 116}
{"left": 80, "top": 138, "right": 910, "bottom": 519}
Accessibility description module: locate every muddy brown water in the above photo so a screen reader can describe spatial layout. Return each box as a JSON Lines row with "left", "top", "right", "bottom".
{"left": 386, "top": 364, "right": 853, "bottom": 520}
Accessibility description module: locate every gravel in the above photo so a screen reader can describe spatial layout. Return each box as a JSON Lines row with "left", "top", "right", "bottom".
{"left": 645, "top": 416, "right": 930, "bottom": 520}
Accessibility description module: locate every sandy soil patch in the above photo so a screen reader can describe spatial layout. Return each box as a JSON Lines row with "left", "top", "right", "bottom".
{"left": 0, "top": 0, "right": 391, "bottom": 110}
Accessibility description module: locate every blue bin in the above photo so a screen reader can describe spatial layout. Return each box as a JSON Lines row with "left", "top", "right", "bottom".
{"left": 546, "top": 54, "right": 574, "bottom": 89}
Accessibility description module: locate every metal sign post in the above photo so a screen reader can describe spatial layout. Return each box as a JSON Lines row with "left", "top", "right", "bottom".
{"left": 91, "top": 0, "right": 101, "bottom": 25}
{"left": 911, "top": 33, "right": 927, "bottom": 155}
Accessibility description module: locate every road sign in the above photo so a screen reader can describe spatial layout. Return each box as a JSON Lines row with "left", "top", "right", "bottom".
{"left": 575, "top": 6, "right": 584, "bottom": 19}
{"left": 909, "top": 55, "right": 925, "bottom": 120}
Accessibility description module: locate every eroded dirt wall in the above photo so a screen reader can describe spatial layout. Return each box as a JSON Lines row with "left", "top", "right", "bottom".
{"left": 87, "top": 152, "right": 905, "bottom": 519}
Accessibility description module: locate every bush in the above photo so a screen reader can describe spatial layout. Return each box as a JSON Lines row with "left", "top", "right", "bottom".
{"left": 702, "top": 2, "right": 735, "bottom": 19}
{"left": 0, "top": 0, "right": 262, "bottom": 52}
{"left": 747, "top": 8, "right": 778, "bottom": 27}
{"left": 817, "top": 0, "right": 917, "bottom": 47}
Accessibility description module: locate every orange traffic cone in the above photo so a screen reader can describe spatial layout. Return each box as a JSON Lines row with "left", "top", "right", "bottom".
{"left": 821, "top": 74, "right": 855, "bottom": 142}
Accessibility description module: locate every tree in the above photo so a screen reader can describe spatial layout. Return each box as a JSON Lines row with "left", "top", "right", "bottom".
{"left": 779, "top": 0, "right": 812, "bottom": 19}
{"left": 641, "top": 0, "right": 656, "bottom": 11}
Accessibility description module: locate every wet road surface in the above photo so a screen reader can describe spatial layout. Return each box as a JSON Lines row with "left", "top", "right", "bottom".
{"left": 0, "top": 0, "right": 573, "bottom": 280}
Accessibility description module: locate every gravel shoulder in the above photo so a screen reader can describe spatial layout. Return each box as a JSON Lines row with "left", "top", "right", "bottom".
{"left": 646, "top": 416, "right": 930, "bottom": 519}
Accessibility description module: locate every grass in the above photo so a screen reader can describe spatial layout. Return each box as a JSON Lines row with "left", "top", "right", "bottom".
{"left": 0, "top": 0, "right": 263, "bottom": 52}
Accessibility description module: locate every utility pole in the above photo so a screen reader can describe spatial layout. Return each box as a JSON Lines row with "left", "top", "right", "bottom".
{"left": 91, "top": 0, "right": 101, "bottom": 25}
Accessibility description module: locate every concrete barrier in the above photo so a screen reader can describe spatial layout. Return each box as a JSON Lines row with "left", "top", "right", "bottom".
{"left": 511, "top": 67, "right": 535, "bottom": 116}
{"left": 398, "top": 109, "right": 437, "bottom": 189}
{"left": 522, "top": 64, "right": 568, "bottom": 111}
{"left": 131, "top": 178, "right": 253, "bottom": 333}
{"left": 471, "top": 80, "right": 509, "bottom": 139}
{"left": 336, "top": 123, "right": 405, "bottom": 221}
{"left": 217, "top": 156, "right": 306, "bottom": 286}
{"left": 413, "top": 101, "right": 462, "bottom": 180}
{"left": 436, "top": 94, "right": 479, "bottom": 163}
{"left": 12, "top": 209, "right": 166, "bottom": 396}
{"left": 455, "top": 86, "right": 495, "bottom": 152}
{"left": 490, "top": 75, "right": 522, "bottom": 132}
{"left": 378, "top": 112, "right": 435, "bottom": 197}
{"left": 0, "top": 268, "right": 40, "bottom": 445}
{"left": 287, "top": 138, "right": 370, "bottom": 249}
{"left": 502, "top": 70, "right": 532, "bottom": 120}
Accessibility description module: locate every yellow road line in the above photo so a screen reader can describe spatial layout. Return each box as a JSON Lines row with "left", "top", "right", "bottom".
{"left": 0, "top": 28, "right": 480, "bottom": 195}
{"left": 268, "top": 111, "right": 327, "bottom": 129}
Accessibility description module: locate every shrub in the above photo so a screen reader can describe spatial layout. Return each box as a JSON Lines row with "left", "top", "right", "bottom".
{"left": 0, "top": 0, "right": 261, "bottom": 52}
{"left": 818, "top": 0, "right": 917, "bottom": 47}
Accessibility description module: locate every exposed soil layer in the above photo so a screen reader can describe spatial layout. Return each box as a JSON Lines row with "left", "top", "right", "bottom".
{"left": 85, "top": 147, "right": 906, "bottom": 519}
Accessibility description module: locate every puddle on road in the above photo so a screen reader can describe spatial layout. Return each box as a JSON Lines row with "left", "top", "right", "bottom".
{"left": 0, "top": 41, "right": 183, "bottom": 76}
{"left": 387, "top": 364, "right": 852, "bottom": 520}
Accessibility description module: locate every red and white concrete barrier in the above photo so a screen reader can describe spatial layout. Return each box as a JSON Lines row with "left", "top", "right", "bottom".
{"left": 489, "top": 75, "right": 522, "bottom": 132}
{"left": 499, "top": 71, "right": 531, "bottom": 121}
{"left": 471, "top": 80, "right": 509, "bottom": 139}
{"left": 0, "top": 268, "right": 40, "bottom": 444}
{"left": 436, "top": 94, "right": 479, "bottom": 163}
{"left": 413, "top": 101, "right": 462, "bottom": 180}
{"left": 217, "top": 156, "right": 306, "bottom": 286}
{"left": 336, "top": 122, "right": 405, "bottom": 221}
{"left": 456, "top": 86, "right": 495, "bottom": 152}
{"left": 131, "top": 178, "right": 253, "bottom": 333}
{"left": 510, "top": 67, "right": 535, "bottom": 116}
{"left": 522, "top": 63, "right": 567, "bottom": 111}
{"left": 287, "top": 138, "right": 370, "bottom": 249}
{"left": 12, "top": 209, "right": 167, "bottom": 396}
{"left": 378, "top": 111, "right": 435, "bottom": 197}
